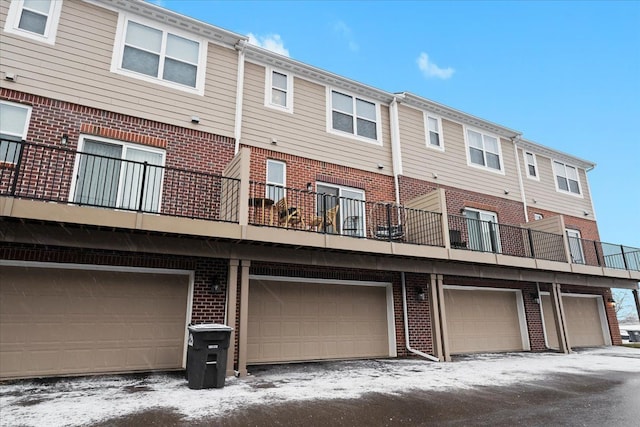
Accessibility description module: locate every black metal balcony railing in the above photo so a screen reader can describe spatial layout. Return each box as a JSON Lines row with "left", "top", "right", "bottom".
{"left": 567, "top": 236, "right": 640, "bottom": 271}
{"left": 249, "top": 181, "right": 445, "bottom": 247}
{"left": 448, "top": 215, "right": 568, "bottom": 262}
{"left": 0, "top": 140, "right": 240, "bottom": 223}
{"left": 2, "top": 140, "right": 639, "bottom": 272}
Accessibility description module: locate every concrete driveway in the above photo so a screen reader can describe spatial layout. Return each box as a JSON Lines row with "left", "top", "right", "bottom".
{"left": 1, "top": 347, "right": 639, "bottom": 426}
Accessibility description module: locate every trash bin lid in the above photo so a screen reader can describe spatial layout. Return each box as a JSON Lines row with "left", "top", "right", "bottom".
{"left": 188, "top": 323, "right": 233, "bottom": 332}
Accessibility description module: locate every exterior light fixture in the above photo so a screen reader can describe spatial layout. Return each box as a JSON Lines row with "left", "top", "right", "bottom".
{"left": 210, "top": 275, "right": 222, "bottom": 294}
{"left": 416, "top": 287, "right": 426, "bottom": 301}
{"left": 61, "top": 133, "right": 69, "bottom": 145}
{"left": 306, "top": 183, "right": 313, "bottom": 192}
{"left": 607, "top": 297, "right": 616, "bottom": 308}
{"left": 530, "top": 293, "right": 540, "bottom": 304}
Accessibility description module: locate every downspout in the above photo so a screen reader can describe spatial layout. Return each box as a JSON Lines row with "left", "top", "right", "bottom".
{"left": 401, "top": 272, "right": 439, "bottom": 362}
{"left": 582, "top": 164, "right": 598, "bottom": 222}
{"left": 389, "top": 96, "right": 404, "bottom": 205}
{"left": 233, "top": 40, "right": 247, "bottom": 154}
{"left": 512, "top": 136, "right": 529, "bottom": 222}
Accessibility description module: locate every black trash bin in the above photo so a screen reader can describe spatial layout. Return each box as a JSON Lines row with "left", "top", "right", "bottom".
{"left": 186, "top": 323, "right": 233, "bottom": 389}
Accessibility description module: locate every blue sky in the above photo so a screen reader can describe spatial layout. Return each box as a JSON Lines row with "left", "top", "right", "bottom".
{"left": 151, "top": 0, "right": 639, "bottom": 248}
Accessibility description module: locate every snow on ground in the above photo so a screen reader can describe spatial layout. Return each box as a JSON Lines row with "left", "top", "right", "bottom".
{"left": 1, "top": 347, "right": 639, "bottom": 427}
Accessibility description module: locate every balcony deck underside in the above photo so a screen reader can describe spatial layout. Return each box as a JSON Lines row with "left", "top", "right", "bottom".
{"left": 1, "top": 197, "right": 638, "bottom": 288}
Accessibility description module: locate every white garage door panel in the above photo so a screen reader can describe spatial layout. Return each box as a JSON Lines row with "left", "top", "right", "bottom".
{"left": 445, "top": 288, "right": 525, "bottom": 354}
{"left": 248, "top": 280, "right": 389, "bottom": 363}
{"left": 542, "top": 295, "right": 607, "bottom": 348}
{"left": 0, "top": 266, "right": 189, "bottom": 379}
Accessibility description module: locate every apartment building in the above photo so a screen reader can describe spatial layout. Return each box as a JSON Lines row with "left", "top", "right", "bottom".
{"left": 1, "top": 0, "right": 638, "bottom": 380}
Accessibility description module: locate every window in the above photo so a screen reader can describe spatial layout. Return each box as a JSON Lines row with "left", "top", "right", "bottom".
{"left": 328, "top": 89, "right": 380, "bottom": 143}
{"left": 265, "top": 68, "right": 293, "bottom": 112}
{"left": 553, "top": 161, "right": 581, "bottom": 196}
{"left": 111, "top": 15, "right": 206, "bottom": 94}
{"left": 464, "top": 208, "right": 501, "bottom": 253}
{"left": 465, "top": 128, "right": 503, "bottom": 173}
{"left": 0, "top": 101, "right": 32, "bottom": 163}
{"left": 424, "top": 114, "right": 443, "bottom": 150}
{"left": 4, "top": 0, "right": 63, "bottom": 44}
{"left": 525, "top": 152, "right": 539, "bottom": 180}
{"left": 317, "top": 183, "right": 366, "bottom": 237}
{"left": 71, "top": 136, "right": 165, "bottom": 212}
{"left": 566, "top": 229, "right": 585, "bottom": 264}
{"left": 266, "top": 160, "right": 286, "bottom": 201}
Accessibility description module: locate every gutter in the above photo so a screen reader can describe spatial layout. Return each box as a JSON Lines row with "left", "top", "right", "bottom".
{"left": 233, "top": 40, "right": 247, "bottom": 154}
{"left": 389, "top": 96, "right": 404, "bottom": 205}
{"left": 512, "top": 137, "right": 529, "bottom": 222}
{"left": 401, "top": 272, "right": 439, "bottom": 362}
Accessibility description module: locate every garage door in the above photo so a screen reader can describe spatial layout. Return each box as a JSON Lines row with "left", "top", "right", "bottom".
{"left": 541, "top": 294, "right": 608, "bottom": 349}
{"left": 0, "top": 266, "right": 190, "bottom": 379}
{"left": 247, "top": 280, "right": 390, "bottom": 363}
{"left": 444, "top": 288, "right": 527, "bottom": 354}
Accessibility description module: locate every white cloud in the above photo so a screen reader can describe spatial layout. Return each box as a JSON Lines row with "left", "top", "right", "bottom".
{"left": 417, "top": 52, "right": 455, "bottom": 80}
{"left": 247, "top": 33, "right": 290, "bottom": 57}
{"left": 333, "top": 21, "right": 359, "bottom": 52}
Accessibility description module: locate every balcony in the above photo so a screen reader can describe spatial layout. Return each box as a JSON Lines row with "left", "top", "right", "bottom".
{"left": 1, "top": 140, "right": 638, "bottom": 280}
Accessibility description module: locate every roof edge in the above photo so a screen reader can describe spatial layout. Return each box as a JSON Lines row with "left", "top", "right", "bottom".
{"left": 518, "top": 138, "right": 596, "bottom": 170}
{"left": 83, "top": 0, "right": 247, "bottom": 48}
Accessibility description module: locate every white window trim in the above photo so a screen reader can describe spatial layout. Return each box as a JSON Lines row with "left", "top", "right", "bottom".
{"left": 552, "top": 159, "right": 583, "bottom": 198}
{"left": 266, "top": 159, "right": 286, "bottom": 198}
{"left": 264, "top": 67, "right": 293, "bottom": 113}
{"left": 463, "top": 126, "right": 505, "bottom": 175}
{"left": 524, "top": 151, "right": 540, "bottom": 181}
{"left": 110, "top": 13, "right": 208, "bottom": 96}
{"left": 4, "top": 0, "right": 63, "bottom": 45}
{"left": 424, "top": 113, "right": 444, "bottom": 151}
{"left": 0, "top": 100, "right": 32, "bottom": 138}
{"left": 326, "top": 87, "right": 383, "bottom": 146}
{"left": 317, "top": 181, "right": 367, "bottom": 238}
{"left": 69, "top": 134, "right": 167, "bottom": 208}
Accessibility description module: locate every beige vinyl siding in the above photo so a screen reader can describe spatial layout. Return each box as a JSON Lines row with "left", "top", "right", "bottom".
{"left": 241, "top": 62, "right": 393, "bottom": 175}
{"left": 519, "top": 149, "right": 594, "bottom": 219}
{"left": 398, "top": 105, "right": 521, "bottom": 202}
{"left": 0, "top": 1, "right": 237, "bottom": 137}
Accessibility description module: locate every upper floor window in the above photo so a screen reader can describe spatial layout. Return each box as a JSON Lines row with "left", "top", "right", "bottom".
{"left": 111, "top": 15, "right": 207, "bottom": 94}
{"left": 525, "top": 151, "right": 539, "bottom": 180}
{"left": 328, "top": 89, "right": 381, "bottom": 144}
{"left": 553, "top": 160, "right": 581, "bottom": 196}
{"left": 465, "top": 128, "right": 503, "bottom": 173}
{"left": 425, "top": 114, "right": 443, "bottom": 151}
{"left": 266, "top": 159, "right": 286, "bottom": 201}
{"left": 265, "top": 68, "right": 293, "bottom": 112}
{"left": 0, "top": 101, "right": 32, "bottom": 163}
{"left": 3, "top": 0, "right": 63, "bottom": 44}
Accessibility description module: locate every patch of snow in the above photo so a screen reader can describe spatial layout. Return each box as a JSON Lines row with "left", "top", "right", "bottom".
{"left": 1, "top": 347, "right": 639, "bottom": 426}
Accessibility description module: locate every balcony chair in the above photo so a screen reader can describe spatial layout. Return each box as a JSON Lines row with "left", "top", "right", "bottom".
{"left": 309, "top": 205, "right": 339, "bottom": 232}
{"left": 449, "top": 229, "right": 467, "bottom": 248}
{"left": 274, "top": 197, "right": 305, "bottom": 228}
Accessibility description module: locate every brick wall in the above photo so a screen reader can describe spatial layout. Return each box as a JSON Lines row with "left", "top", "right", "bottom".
{"left": 443, "top": 276, "right": 547, "bottom": 351}
{"left": 399, "top": 176, "right": 526, "bottom": 225}
{"left": 0, "top": 242, "right": 228, "bottom": 324}
{"left": 402, "top": 273, "right": 433, "bottom": 355}
{"left": 527, "top": 206, "right": 600, "bottom": 241}
{"left": 247, "top": 146, "right": 396, "bottom": 203}
{"left": 1, "top": 89, "right": 236, "bottom": 173}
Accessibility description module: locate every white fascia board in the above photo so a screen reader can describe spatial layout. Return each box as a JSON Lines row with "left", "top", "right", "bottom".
{"left": 519, "top": 138, "right": 596, "bottom": 171}
{"left": 399, "top": 92, "right": 522, "bottom": 139}
{"left": 244, "top": 45, "right": 395, "bottom": 105}
{"left": 83, "top": 0, "right": 247, "bottom": 49}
